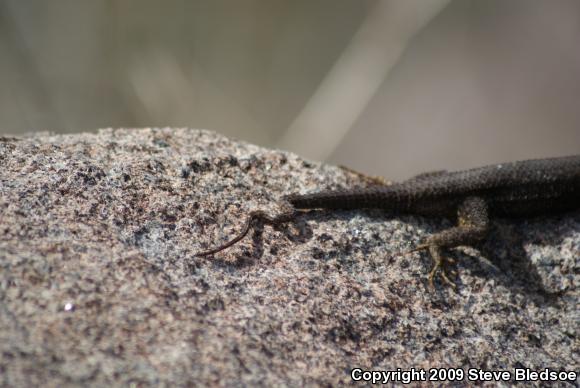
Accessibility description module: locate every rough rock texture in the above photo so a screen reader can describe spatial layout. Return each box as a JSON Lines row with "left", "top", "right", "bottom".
{"left": 0, "top": 128, "right": 578, "bottom": 387}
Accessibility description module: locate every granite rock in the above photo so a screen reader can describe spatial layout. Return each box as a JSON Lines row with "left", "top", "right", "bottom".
{"left": 0, "top": 128, "right": 578, "bottom": 386}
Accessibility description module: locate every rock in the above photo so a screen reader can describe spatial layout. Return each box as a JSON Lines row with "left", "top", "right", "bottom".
{"left": 1, "top": 128, "right": 578, "bottom": 386}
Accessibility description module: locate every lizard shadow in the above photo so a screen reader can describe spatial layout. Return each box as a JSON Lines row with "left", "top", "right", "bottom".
{"left": 210, "top": 213, "right": 314, "bottom": 269}
{"left": 209, "top": 209, "right": 577, "bottom": 306}
{"left": 330, "top": 209, "right": 576, "bottom": 305}
{"left": 209, "top": 208, "right": 380, "bottom": 268}
{"left": 455, "top": 214, "right": 578, "bottom": 305}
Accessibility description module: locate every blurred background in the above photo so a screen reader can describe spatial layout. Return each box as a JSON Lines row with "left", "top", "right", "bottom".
{"left": 1, "top": 0, "right": 579, "bottom": 179}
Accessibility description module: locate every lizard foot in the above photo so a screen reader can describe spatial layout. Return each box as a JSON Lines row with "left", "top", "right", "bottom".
{"left": 406, "top": 244, "right": 457, "bottom": 289}
{"left": 427, "top": 252, "right": 457, "bottom": 289}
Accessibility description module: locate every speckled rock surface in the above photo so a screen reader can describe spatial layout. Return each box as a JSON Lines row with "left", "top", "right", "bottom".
{"left": 0, "top": 128, "right": 578, "bottom": 387}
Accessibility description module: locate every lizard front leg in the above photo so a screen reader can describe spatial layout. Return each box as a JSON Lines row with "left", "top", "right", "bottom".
{"left": 413, "top": 196, "right": 490, "bottom": 288}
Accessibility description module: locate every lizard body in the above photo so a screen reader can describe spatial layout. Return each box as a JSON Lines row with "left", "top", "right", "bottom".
{"left": 197, "top": 155, "right": 580, "bottom": 287}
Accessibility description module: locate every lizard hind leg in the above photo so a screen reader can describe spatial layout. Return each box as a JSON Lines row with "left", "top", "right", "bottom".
{"left": 410, "top": 196, "right": 490, "bottom": 288}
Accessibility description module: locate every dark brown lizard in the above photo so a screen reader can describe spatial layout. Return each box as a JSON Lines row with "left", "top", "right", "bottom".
{"left": 196, "top": 155, "right": 580, "bottom": 287}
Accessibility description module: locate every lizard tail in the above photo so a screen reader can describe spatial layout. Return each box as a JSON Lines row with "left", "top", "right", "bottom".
{"left": 284, "top": 187, "right": 404, "bottom": 211}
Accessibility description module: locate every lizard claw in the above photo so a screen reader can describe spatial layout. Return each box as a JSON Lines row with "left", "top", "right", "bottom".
{"left": 428, "top": 258, "right": 457, "bottom": 289}
{"left": 409, "top": 243, "right": 458, "bottom": 289}
{"left": 438, "top": 266, "right": 458, "bottom": 289}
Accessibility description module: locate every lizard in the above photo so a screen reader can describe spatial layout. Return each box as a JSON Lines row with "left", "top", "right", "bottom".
{"left": 195, "top": 155, "right": 580, "bottom": 288}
